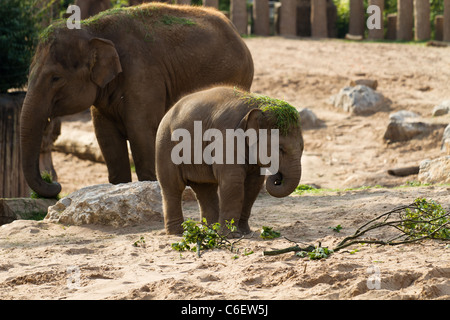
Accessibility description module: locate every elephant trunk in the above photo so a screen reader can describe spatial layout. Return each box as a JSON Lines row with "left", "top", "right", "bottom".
{"left": 265, "top": 160, "right": 301, "bottom": 198}
{"left": 20, "top": 92, "right": 61, "bottom": 198}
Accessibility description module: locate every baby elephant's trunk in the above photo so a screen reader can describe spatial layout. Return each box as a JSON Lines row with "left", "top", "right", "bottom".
{"left": 265, "top": 162, "right": 301, "bottom": 198}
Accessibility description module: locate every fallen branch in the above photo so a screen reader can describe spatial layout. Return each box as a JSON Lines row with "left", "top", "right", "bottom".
{"left": 262, "top": 198, "right": 450, "bottom": 258}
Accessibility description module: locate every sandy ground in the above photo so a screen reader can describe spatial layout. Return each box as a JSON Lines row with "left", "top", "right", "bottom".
{"left": 1, "top": 37, "right": 450, "bottom": 300}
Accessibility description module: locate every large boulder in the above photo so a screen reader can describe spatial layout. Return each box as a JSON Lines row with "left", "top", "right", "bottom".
{"left": 331, "top": 85, "right": 389, "bottom": 116}
{"left": 45, "top": 181, "right": 163, "bottom": 227}
{"left": 418, "top": 156, "right": 450, "bottom": 184}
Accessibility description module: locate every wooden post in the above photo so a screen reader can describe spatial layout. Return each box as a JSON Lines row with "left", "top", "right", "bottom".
{"left": 397, "top": 0, "right": 413, "bottom": 41}
{"left": 203, "top": 0, "right": 218, "bottom": 9}
{"left": 0, "top": 92, "right": 29, "bottom": 198}
{"left": 311, "top": 0, "right": 327, "bottom": 38}
{"left": 444, "top": 0, "right": 450, "bottom": 41}
{"left": 231, "top": 0, "right": 248, "bottom": 35}
{"left": 414, "top": 0, "right": 430, "bottom": 41}
{"left": 435, "top": 15, "right": 444, "bottom": 41}
{"left": 368, "top": 0, "right": 384, "bottom": 40}
{"left": 349, "top": 0, "right": 364, "bottom": 36}
{"left": 279, "top": 0, "right": 297, "bottom": 36}
{"left": 386, "top": 13, "right": 397, "bottom": 40}
{"left": 253, "top": 0, "right": 270, "bottom": 36}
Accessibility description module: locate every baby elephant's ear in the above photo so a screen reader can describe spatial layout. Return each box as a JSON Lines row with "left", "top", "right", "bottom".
{"left": 89, "top": 38, "right": 122, "bottom": 88}
{"left": 237, "top": 108, "right": 263, "bottom": 132}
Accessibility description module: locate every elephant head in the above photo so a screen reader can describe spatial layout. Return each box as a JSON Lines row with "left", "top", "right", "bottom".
{"left": 238, "top": 96, "right": 304, "bottom": 198}
{"left": 20, "top": 25, "right": 122, "bottom": 197}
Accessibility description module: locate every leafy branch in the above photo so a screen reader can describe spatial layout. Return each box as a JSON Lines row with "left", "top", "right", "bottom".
{"left": 263, "top": 198, "right": 450, "bottom": 258}
{"left": 171, "top": 218, "right": 244, "bottom": 258}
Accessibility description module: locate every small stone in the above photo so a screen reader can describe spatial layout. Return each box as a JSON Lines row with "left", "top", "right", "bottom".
{"left": 432, "top": 101, "right": 450, "bottom": 117}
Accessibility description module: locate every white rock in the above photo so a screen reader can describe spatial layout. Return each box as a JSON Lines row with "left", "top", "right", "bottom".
{"left": 331, "top": 85, "right": 388, "bottom": 115}
{"left": 418, "top": 156, "right": 450, "bottom": 184}
{"left": 432, "top": 101, "right": 450, "bottom": 117}
{"left": 45, "top": 181, "right": 162, "bottom": 227}
{"left": 389, "top": 110, "right": 420, "bottom": 122}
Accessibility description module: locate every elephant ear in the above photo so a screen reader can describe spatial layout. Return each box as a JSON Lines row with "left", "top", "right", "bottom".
{"left": 89, "top": 38, "right": 122, "bottom": 88}
{"left": 237, "top": 108, "right": 264, "bottom": 147}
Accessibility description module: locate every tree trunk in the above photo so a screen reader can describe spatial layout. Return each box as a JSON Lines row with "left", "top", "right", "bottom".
{"left": 349, "top": 0, "right": 364, "bottom": 36}
{"left": 397, "top": 0, "right": 413, "bottom": 41}
{"left": 0, "top": 92, "right": 61, "bottom": 198}
{"left": 231, "top": 0, "right": 248, "bottom": 35}
{"left": 311, "top": 0, "right": 327, "bottom": 38}
{"left": 253, "top": 0, "right": 270, "bottom": 36}
{"left": 414, "top": 0, "right": 430, "bottom": 41}
{"left": 279, "top": 0, "right": 297, "bottom": 36}
{"left": 444, "top": 0, "right": 450, "bottom": 41}
{"left": 0, "top": 92, "right": 29, "bottom": 198}
{"left": 368, "top": 0, "right": 384, "bottom": 40}
{"left": 386, "top": 13, "right": 397, "bottom": 40}
{"left": 435, "top": 15, "right": 444, "bottom": 41}
{"left": 203, "top": 0, "right": 218, "bottom": 9}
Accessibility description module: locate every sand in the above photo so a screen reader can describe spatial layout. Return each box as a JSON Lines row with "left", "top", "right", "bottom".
{"left": 1, "top": 37, "right": 449, "bottom": 300}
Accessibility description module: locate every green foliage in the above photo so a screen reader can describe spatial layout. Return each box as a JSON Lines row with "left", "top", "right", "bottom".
{"left": 400, "top": 198, "right": 450, "bottom": 240}
{"left": 133, "top": 236, "right": 146, "bottom": 247}
{"left": 329, "top": 224, "right": 343, "bottom": 233}
{"left": 295, "top": 246, "right": 333, "bottom": 260}
{"left": 260, "top": 226, "right": 281, "bottom": 239}
{"left": 333, "top": 0, "right": 350, "bottom": 39}
{"left": 160, "top": 14, "right": 196, "bottom": 26}
{"left": 235, "top": 89, "right": 300, "bottom": 136}
{"left": 0, "top": 0, "right": 40, "bottom": 92}
{"left": 171, "top": 218, "right": 237, "bottom": 256}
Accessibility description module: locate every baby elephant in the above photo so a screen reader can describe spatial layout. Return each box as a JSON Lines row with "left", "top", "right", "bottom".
{"left": 156, "top": 86, "right": 304, "bottom": 235}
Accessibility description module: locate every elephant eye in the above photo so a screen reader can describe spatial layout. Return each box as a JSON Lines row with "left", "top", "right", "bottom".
{"left": 51, "top": 76, "right": 61, "bottom": 83}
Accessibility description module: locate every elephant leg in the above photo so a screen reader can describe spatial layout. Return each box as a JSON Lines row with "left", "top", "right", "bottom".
{"left": 126, "top": 91, "right": 165, "bottom": 182}
{"left": 161, "top": 187, "right": 185, "bottom": 235}
{"left": 128, "top": 126, "right": 157, "bottom": 181}
{"left": 240, "top": 173, "right": 265, "bottom": 234}
{"left": 158, "top": 165, "right": 186, "bottom": 235}
{"left": 217, "top": 167, "right": 246, "bottom": 235}
{"left": 92, "top": 108, "right": 131, "bottom": 184}
{"left": 189, "top": 182, "right": 219, "bottom": 225}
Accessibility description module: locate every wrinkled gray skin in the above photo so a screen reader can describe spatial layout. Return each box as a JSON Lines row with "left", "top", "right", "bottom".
{"left": 156, "top": 87, "right": 304, "bottom": 236}
{"left": 20, "top": 3, "right": 253, "bottom": 198}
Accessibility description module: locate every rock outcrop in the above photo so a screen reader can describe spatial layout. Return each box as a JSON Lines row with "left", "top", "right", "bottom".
{"left": 46, "top": 181, "right": 163, "bottom": 227}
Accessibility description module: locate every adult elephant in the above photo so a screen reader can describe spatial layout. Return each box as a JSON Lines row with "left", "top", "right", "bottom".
{"left": 21, "top": 3, "right": 254, "bottom": 198}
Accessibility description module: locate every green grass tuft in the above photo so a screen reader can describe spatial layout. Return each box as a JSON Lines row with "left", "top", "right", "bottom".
{"left": 235, "top": 88, "right": 300, "bottom": 136}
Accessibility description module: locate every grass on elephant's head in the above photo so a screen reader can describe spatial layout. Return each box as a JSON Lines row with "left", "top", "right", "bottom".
{"left": 234, "top": 88, "right": 300, "bottom": 136}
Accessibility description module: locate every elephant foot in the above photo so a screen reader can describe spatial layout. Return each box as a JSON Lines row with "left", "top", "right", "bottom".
{"left": 238, "top": 221, "right": 251, "bottom": 235}
{"left": 165, "top": 221, "right": 184, "bottom": 236}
